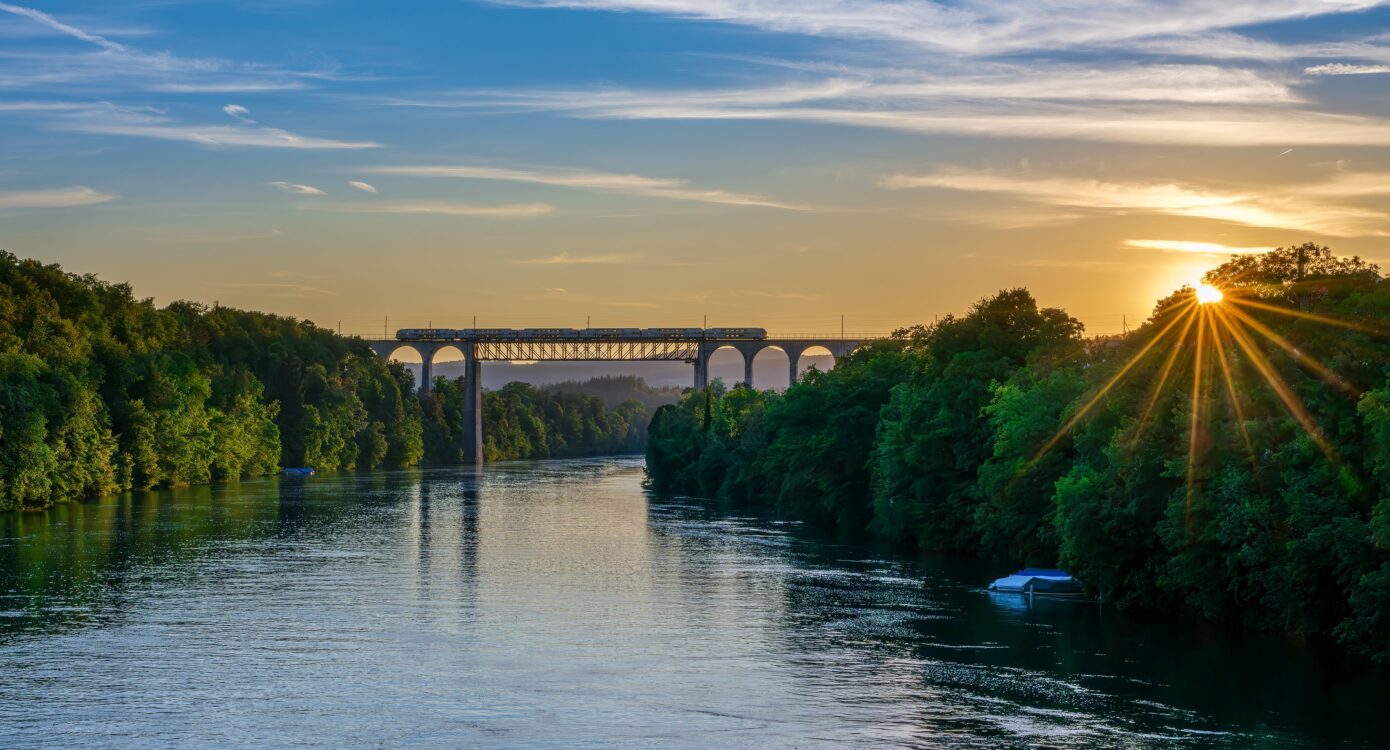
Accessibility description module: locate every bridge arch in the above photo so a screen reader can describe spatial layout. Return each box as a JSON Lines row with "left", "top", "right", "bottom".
{"left": 377, "top": 343, "right": 425, "bottom": 391}
{"left": 751, "top": 345, "right": 791, "bottom": 390}
{"left": 704, "top": 344, "right": 748, "bottom": 388}
{"left": 795, "top": 345, "right": 837, "bottom": 381}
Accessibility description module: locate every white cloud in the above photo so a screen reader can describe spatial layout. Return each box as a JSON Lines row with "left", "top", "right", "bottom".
{"left": 0, "top": 185, "right": 114, "bottom": 208}
{"left": 348, "top": 180, "right": 377, "bottom": 193}
{"left": 0, "top": 3, "right": 324, "bottom": 92}
{"left": 267, "top": 181, "right": 326, "bottom": 195}
{"left": 323, "top": 201, "right": 553, "bottom": 217}
{"left": 223, "top": 104, "right": 255, "bottom": 123}
{"left": 883, "top": 167, "right": 1390, "bottom": 237}
{"left": 366, "top": 164, "right": 807, "bottom": 210}
{"left": 492, "top": 0, "right": 1389, "bottom": 55}
{"left": 1123, "top": 239, "right": 1275, "bottom": 255}
{"left": 442, "top": 75, "right": 1390, "bottom": 147}
{"left": 32, "top": 103, "right": 382, "bottom": 149}
{"left": 1305, "top": 63, "right": 1390, "bottom": 74}
{"left": 515, "top": 252, "right": 636, "bottom": 265}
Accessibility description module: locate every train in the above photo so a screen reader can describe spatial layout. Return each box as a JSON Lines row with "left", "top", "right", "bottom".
{"left": 394, "top": 327, "right": 767, "bottom": 341}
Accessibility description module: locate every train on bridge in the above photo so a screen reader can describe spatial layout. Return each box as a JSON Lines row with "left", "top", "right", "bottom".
{"left": 395, "top": 327, "right": 768, "bottom": 341}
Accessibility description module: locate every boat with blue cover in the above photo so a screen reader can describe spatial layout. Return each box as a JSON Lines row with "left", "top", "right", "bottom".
{"left": 281, "top": 467, "right": 315, "bottom": 476}
{"left": 989, "top": 568, "right": 1086, "bottom": 597}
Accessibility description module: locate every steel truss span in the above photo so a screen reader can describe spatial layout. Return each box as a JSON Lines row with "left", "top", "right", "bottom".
{"left": 474, "top": 340, "right": 699, "bottom": 361}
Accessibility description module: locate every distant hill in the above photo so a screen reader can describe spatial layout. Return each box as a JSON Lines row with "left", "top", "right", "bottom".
{"left": 540, "top": 375, "right": 684, "bottom": 410}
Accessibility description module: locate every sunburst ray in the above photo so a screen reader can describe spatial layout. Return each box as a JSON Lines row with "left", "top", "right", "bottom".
{"left": 1187, "top": 307, "right": 1209, "bottom": 507}
{"left": 1227, "top": 295, "right": 1388, "bottom": 336}
{"left": 1129, "top": 307, "right": 1199, "bottom": 450}
{"left": 1212, "top": 305, "right": 1338, "bottom": 463}
{"left": 1222, "top": 303, "right": 1358, "bottom": 396}
{"left": 1207, "top": 309, "right": 1256, "bottom": 465}
{"left": 1027, "top": 299, "right": 1197, "bottom": 467}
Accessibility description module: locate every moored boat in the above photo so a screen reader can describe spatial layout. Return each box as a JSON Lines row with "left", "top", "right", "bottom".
{"left": 989, "top": 568, "right": 1086, "bottom": 597}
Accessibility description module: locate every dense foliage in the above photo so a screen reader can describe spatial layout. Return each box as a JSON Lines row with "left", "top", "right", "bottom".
{"left": 425, "top": 378, "right": 649, "bottom": 462}
{"left": 0, "top": 252, "right": 425, "bottom": 508}
{"left": 647, "top": 244, "right": 1390, "bottom": 663}
{"left": 0, "top": 254, "right": 654, "bottom": 510}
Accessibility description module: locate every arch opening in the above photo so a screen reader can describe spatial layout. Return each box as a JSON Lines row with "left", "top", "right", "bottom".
{"left": 752, "top": 346, "right": 791, "bottom": 391}
{"left": 796, "top": 346, "right": 836, "bottom": 380}
{"left": 384, "top": 344, "right": 427, "bottom": 393}
{"left": 706, "top": 345, "right": 746, "bottom": 388}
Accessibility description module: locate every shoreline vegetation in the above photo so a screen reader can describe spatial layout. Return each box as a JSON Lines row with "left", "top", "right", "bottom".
{"left": 0, "top": 252, "right": 664, "bottom": 510}
{"left": 646, "top": 244, "right": 1390, "bottom": 664}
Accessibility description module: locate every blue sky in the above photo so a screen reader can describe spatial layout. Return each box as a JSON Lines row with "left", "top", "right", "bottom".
{"left": 4, "top": 1, "right": 1390, "bottom": 335}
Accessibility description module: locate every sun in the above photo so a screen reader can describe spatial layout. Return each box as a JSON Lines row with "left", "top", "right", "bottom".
{"left": 1195, "top": 283, "right": 1224, "bottom": 304}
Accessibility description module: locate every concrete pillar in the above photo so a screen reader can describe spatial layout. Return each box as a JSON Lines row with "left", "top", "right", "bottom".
{"left": 462, "top": 352, "right": 483, "bottom": 465}
{"left": 418, "top": 345, "right": 434, "bottom": 395}
{"left": 742, "top": 349, "right": 755, "bottom": 388}
{"left": 693, "top": 345, "right": 711, "bottom": 390}
{"left": 786, "top": 347, "right": 804, "bottom": 386}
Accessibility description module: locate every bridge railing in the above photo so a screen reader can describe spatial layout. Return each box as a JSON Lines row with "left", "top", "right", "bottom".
{"left": 350, "top": 332, "right": 892, "bottom": 343}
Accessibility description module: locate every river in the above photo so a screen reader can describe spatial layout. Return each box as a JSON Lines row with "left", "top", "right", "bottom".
{"left": 0, "top": 457, "right": 1384, "bottom": 748}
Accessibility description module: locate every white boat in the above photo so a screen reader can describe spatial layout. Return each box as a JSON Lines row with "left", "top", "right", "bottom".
{"left": 989, "top": 568, "right": 1086, "bottom": 597}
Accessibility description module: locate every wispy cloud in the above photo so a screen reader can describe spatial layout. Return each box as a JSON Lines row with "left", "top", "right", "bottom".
{"left": 492, "top": 1, "right": 1389, "bottom": 55}
{"left": 366, "top": 164, "right": 807, "bottom": 210}
{"left": 433, "top": 72, "right": 1390, "bottom": 147}
{"left": 0, "top": 2, "right": 135, "bottom": 53}
{"left": 1123, "top": 239, "right": 1275, "bottom": 255}
{"left": 0, "top": 185, "right": 114, "bottom": 208}
{"left": 750, "top": 290, "right": 822, "bottom": 301}
{"left": 267, "top": 181, "right": 326, "bottom": 195}
{"left": 14, "top": 102, "right": 383, "bottom": 149}
{"left": 884, "top": 167, "right": 1390, "bottom": 237}
{"left": 1305, "top": 62, "right": 1390, "bottom": 74}
{"left": 0, "top": 2, "right": 326, "bottom": 92}
{"left": 70, "top": 109, "right": 379, "bottom": 149}
{"left": 348, "top": 180, "right": 377, "bottom": 193}
{"left": 204, "top": 281, "right": 336, "bottom": 297}
{"left": 223, "top": 104, "right": 256, "bottom": 123}
{"left": 515, "top": 252, "right": 636, "bottom": 265}
{"left": 323, "top": 201, "right": 553, "bottom": 217}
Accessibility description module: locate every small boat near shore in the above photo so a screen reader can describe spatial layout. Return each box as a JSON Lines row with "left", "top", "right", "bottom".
{"left": 989, "top": 568, "right": 1086, "bottom": 598}
{"left": 281, "top": 467, "right": 315, "bottom": 477}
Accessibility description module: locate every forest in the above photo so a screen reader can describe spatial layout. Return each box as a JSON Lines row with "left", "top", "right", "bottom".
{"left": 0, "top": 252, "right": 652, "bottom": 510}
{"left": 646, "top": 244, "right": 1390, "bottom": 664}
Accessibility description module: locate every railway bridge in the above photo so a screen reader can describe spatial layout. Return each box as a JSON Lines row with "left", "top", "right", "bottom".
{"left": 364, "top": 328, "right": 863, "bottom": 464}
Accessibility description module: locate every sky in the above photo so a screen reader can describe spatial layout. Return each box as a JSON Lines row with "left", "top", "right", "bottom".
{"left": 4, "top": 1, "right": 1390, "bottom": 336}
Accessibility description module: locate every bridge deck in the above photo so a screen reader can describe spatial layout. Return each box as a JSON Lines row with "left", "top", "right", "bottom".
{"left": 365, "top": 335, "right": 862, "bottom": 362}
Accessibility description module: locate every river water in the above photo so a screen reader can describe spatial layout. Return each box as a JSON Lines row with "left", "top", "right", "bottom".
{"left": 0, "top": 457, "right": 1385, "bottom": 748}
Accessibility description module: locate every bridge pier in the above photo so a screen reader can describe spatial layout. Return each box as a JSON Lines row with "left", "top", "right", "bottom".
{"left": 462, "top": 355, "right": 483, "bottom": 465}
{"left": 419, "top": 350, "right": 434, "bottom": 395}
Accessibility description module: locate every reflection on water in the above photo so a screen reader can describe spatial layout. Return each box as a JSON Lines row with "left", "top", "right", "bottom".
{"left": 0, "top": 457, "right": 1384, "bottom": 748}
